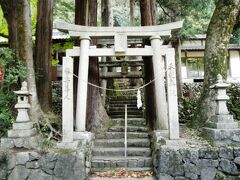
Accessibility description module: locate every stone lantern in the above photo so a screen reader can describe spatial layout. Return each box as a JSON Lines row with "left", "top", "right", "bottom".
{"left": 14, "top": 81, "right": 31, "bottom": 122}
{"left": 7, "top": 81, "right": 36, "bottom": 139}
{"left": 204, "top": 74, "right": 240, "bottom": 145}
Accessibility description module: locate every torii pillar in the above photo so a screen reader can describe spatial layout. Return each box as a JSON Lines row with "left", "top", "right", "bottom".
{"left": 75, "top": 36, "right": 91, "bottom": 132}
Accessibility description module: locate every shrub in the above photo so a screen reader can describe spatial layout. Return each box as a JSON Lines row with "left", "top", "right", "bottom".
{"left": 0, "top": 48, "right": 27, "bottom": 137}
{"left": 179, "top": 83, "right": 240, "bottom": 124}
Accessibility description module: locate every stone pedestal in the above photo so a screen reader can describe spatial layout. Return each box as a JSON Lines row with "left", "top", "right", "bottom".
{"left": 203, "top": 74, "right": 240, "bottom": 145}
{"left": 1, "top": 82, "right": 39, "bottom": 149}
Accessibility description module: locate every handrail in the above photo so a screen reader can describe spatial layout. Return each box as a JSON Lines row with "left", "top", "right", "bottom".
{"left": 124, "top": 104, "right": 128, "bottom": 171}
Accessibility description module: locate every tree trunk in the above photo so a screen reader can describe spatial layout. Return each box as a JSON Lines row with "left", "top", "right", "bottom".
{"left": 35, "top": 0, "right": 53, "bottom": 113}
{"left": 140, "top": 0, "right": 156, "bottom": 129}
{"left": 74, "top": 0, "right": 87, "bottom": 118}
{"left": 16, "top": 0, "right": 43, "bottom": 122}
{"left": 192, "top": 0, "right": 240, "bottom": 128}
{"left": 0, "top": 0, "right": 18, "bottom": 50}
{"left": 101, "top": 0, "right": 112, "bottom": 26}
{"left": 171, "top": 38, "right": 183, "bottom": 97}
{"left": 130, "top": 0, "right": 135, "bottom": 26}
{"left": 75, "top": 0, "right": 109, "bottom": 132}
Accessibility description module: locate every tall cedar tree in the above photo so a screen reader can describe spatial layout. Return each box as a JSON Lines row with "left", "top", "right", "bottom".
{"left": 35, "top": 0, "right": 54, "bottom": 113}
{"left": 140, "top": 0, "right": 157, "bottom": 129}
{"left": 75, "top": 0, "right": 109, "bottom": 131}
{"left": 192, "top": 0, "right": 240, "bottom": 128}
{"left": 0, "top": 0, "right": 17, "bottom": 49}
{"left": 16, "top": 0, "right": 44, "bottom": 122}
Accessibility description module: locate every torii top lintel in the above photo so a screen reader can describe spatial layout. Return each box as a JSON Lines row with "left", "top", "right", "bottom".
{"left": 56, "top": 20, "right": 184, "bottom": 39}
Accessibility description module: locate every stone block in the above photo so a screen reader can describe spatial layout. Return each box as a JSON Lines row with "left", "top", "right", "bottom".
{"left": 73, "top": 131, "right": 93, "bottom": 141}
{"left": 8, "top": 128, "right": 37, "bottom": 138}
{"left": 8, "top": 165, "right": 30, "bottom": 180}
{"left": 197, "top": 159, "right": 219, "bottom": 168}
{"left": 1, "top": 138, "right": 14, "bottom": 148}
{"left": 183, "top": 163, "right": 199, "bottom": 179}
{"left": 144, "top": 158, "right": 152, "bottom": 167}
{"left": 8, "top": 155, "right": 16, "bottom": 170}
{"left": 29, "top": 152, "right": 41, "bottom": 161}
{"left": 12, "top": 121, "right": 33, "bottom": 130}
{"left": 128, "top": 159, "right": 138, "bottom": 167}
{"left": 234, "top": 157, "right": 240, "bottom": 165}
{"left": 56, "top": 141, "right": 79, "bottom": 150}
{"left": 158, "top": 173, "right": 174, "bottom": 180}
{"left": 200, "top": 167, "right": 216, "bottom": 180}
{"left": 54, "top": 154, "right": 75, "bottom": 178}
{"left": 26, "top": 161, "right": 40, "bottom": 169}
{"left": 116, "top": 160, "right": 125, "bottom": 167}
{"left": 179, "top": 149, "right": 199, "bottom": 164}
{"left": 28, "top": 169, "right": 53, "bottom": 180}
{"left": 219, "top": 159, "right": 240, "bottom": 175}
{"left": 207, "top": 122, "right": 238, "bottom": 129}
{"left": 199, "top": 148, "right": 219, "bottom": 159}
{"left": 137, "top": 159, "right": 144, "bottom": 167}
{"left": 219, "top": 146, "right": 233, "bottom": 160}
{"left": 203, "top": 128, "right": 240, "bottom": 145}
{"left": 159, "top": 147, "right": 185, "bottom": 176}
{"left": 210, "top": 115, "right": 234, "bottom": 123}
{"left": 16, "top": 152, "right": 30, "bottom": 165}
{"left": 233, "top": 147, "right": 240, "bottom": 157}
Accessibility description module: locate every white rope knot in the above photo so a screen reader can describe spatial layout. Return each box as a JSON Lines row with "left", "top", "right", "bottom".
{"left": 137, "top": 89, "right": 142, "bottom": 109}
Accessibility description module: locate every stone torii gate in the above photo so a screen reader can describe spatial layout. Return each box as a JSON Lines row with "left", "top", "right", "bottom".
{"left": 56, "top": 21, "right": 183, "bottom": 147}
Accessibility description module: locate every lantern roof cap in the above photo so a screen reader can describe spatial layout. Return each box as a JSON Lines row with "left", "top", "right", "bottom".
{"left": 14, "top": 81, "right": 30, "bottom": 95}
{"left": 210, "top": 74, "right": 230, "bottom": 89}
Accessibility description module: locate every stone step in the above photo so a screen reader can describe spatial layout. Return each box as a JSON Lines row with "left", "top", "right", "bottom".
{"left": 93, "top": 147, "right": 151, "bottom": 157}
{"left": 110, "top": 114, "right": 144, "bottom": 118}
{"left": 112, "top": 118, "right": 146, "bottom": 126}
{"left": 91, "top": 167, "right": 152, "bottom": 173}
{"left": 110, "top": 96, "right": 137, "bottom": 100}
{"left": 94, "top": 139, "right": 150, "bottom": 147}
{"left": 108, "top": 126, "right": 148, "bottom": 132}
{"left": 109, "top": 100, "right": 137, "bottom": 104}
{"left": 108, "top": 110, "right": 143, "bottom": 116}
{"left": 108, "top": 107, "right": 140, "bottom": 111}
{"left": 91, "top": 156, "right": 152, "bottom": 169}
{"left": 104, "top": 132, "right": 149, "bottom": 139}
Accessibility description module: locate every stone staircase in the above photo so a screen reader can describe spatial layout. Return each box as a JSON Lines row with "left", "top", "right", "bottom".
{"left": 91, "top": 95, "right": 152, "bottom": 172}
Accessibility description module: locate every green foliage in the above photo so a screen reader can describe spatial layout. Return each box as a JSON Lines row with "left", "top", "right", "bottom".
{"left": 0, "top": 6, "right": 8, "bottom": 37}
{"left": 227, "top": 84, "right": 240, "bottom": 121}
{"left": 156, "top": 0, "right": 215, "bottom": 38}
{"left": 52, "top": 42, "right": 74, "bottom": 53}
{"left": 53, "top": 0, "right": 75, "bottom": 23}
{"left": 179, "top": 83, "right": 202, "bottom": 124}
{"left": 0, "top": 0, "right": 38, "bottom": 37}
{"left": 39, "top": 138, "right": 54, "bottom": 152}
{"left": 180, "top": 83, "right": 240, "bottom": 126}
{"left": 0, "top": 48, "right": 27, "bottom": 137}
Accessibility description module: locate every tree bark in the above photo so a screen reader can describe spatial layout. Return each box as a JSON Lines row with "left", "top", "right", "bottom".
{"left": 130, "top": 0, "right": 135, "bottom": 26}
{"left": 75, "top": 0, "right": 109, "bottom": 132}
{"left": 192, "top": 0, "right": 240, "bottom": 128}
{"left": 0, "top": 0, "right": 18, "bottom": 50}
{"left": 16, "top": 0, "right": 43, "bottom": 122}
{"left": 74, "top": 0, "right": 87, "bottom": 118}
{"left": 140, "top": 0, "right": 156, "bottom": 129}
{"left": 35, "top": 0, "right": 53, "bottom": 113}
{"left": 101, "top": 0, "right": 112, "bottom": 26}
{"left": 171, "top": 38, "right": 183, "bottom": 97}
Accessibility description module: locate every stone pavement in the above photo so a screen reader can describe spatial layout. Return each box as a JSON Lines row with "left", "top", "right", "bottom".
{"left": 89, "top": 177, "right": 157, "bottom": 180}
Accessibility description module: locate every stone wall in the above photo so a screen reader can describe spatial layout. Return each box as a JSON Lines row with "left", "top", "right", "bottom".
{"left": 0, "top": 149, "right": 86, "bottom": 180}
{"left": 155, "top": 145, "right": 240, "bottom": 180}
